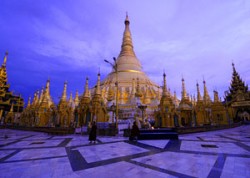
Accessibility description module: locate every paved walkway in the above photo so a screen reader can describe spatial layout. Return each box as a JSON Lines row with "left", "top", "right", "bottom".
{"left": 0, "top": 125, "right": 250, "bottom": 178}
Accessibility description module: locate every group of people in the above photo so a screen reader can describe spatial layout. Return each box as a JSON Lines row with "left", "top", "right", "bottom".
{"left": 88, "top": 121, "right": 140, "bottom": 143}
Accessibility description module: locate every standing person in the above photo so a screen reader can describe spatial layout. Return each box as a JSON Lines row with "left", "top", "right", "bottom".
{"left": 129, "top": 121, "right": 140, "bottom": 141}
{"left": 89, "top": 121, "right": 97, "bottom": 144}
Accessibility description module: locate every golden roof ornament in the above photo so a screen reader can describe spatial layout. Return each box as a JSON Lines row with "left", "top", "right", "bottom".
{"left": 196, "top": 82, "right": 202, "bottom": 101}
{"left": 3, "top": 51, "right": 8, "bottom": 66}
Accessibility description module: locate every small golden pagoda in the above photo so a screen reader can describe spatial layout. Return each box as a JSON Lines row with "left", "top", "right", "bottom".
{"left": 78, "top": 77, "right": 91, "bottom": 127}
{"left": 179, "top": 78, "right": 193, "bottom": 126}
{"left": 211, "top": 90, "right": 228, "bottom": 125}
{"left": 57, "top": 82, "right": 72, "bottom": 127}
{"left": 155, "top": 73, "right": 175, "bottom": 127}
{"left": 90, "top": 73, "right": 108, "bottom": 123}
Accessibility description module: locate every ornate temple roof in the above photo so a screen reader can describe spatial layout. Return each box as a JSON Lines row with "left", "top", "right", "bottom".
{"left": 225, "top": 63, "right": 249, "bottom": 103}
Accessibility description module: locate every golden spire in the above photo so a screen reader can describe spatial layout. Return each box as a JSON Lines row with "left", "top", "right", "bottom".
{"left": 95, "top": 72, "right": 101, "bottom": 95}
{"left": 69, "top": 92, "right": 73, "bottom": 107}
{"left": 162, "top": 72, "right": 168, "bottom": 97}
{"left": 61, "top": 81, "right": 67, "bottom": 102}
{"left": 203, "top": 80, "right": 211, "bottom": 102}
{"left": 213, "top": 90, "right": 219, "bottom": 102}
{"left": 41, "top": 79, "right": 53, "bottom": 107}
{"left": 193, "top": 94, "right": 196, "bottom": 106}
{"left": 74, "top": 90, "right": 79, "bottom": 106}
{"left": 39, "top": 87, "right": 44, "bottom": 103}
{"left": 45, "top": 79, "right": 50, "bottom": 97}
{"left": 119, "top": 13, "right": 136, "bottom": 57}
{"left": 181, "top": 78, "right": 187, "bottom": 100}
{"left": 83, "top": 77, "right": 90, "bottom": 98}
{"left": 3, "top": 51, "right": 8, "bottom": 66}
{"left": 69, "top": 92, "right": 73, "bottom": 102}
{"left": 196, "top": 82, "right": 202, "bottom": 101}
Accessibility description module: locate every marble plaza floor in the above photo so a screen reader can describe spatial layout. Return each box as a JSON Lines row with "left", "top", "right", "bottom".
{"left": 0, "top": 125, "right": 250, "bottom": 178}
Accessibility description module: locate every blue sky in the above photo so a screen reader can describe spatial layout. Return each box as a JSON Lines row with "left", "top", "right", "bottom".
{"left": 0, "top": 0, "right": 249, "bottom": 104}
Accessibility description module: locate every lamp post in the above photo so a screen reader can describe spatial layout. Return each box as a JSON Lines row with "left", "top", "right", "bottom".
{"left": 104, "top": 57, "right": 118, "bottom": 129}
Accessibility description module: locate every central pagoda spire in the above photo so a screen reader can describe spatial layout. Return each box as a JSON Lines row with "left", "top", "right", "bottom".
{"left": 119, "top": 13, "right": 136, "bottom": 57}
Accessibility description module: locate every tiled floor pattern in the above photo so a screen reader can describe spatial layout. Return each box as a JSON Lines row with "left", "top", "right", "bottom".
{"left": 0, "top": 125, "right": 249, "bottom": 178}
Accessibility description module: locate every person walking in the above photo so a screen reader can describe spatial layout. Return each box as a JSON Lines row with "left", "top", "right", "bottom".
{"left": 129, "top": 121, "right": 140, "bottom": 141}
{"left": 89, "top": 121, "right": 97, "bottom": 144}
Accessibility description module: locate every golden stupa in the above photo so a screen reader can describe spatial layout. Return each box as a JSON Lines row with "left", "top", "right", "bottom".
{"left": 99, "top": 14, "right": 165, "bottom": 120}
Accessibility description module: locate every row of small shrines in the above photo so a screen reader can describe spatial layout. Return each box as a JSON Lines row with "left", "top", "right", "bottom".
{"left": 11, "top": 65, "right": 250, "bottom": 127}
{"left": 1, "top": 52, "right": 249, "bottom": 127}
{"left": 7, "top": 78, "right": 230, "bottom": 128}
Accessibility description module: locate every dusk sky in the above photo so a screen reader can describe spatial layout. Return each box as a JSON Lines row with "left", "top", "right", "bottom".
{"left": 0, "top": 0, "right": 249, "bottom": 104}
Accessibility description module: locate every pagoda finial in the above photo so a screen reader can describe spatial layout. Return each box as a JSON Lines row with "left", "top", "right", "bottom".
{"left": 162, "top": 72, "right": 168, "bottom": 97}
{"left": 74, "top": 90, "right": 79, "bottom": 106}
{"left": 69, "top": 92, "right": 73, "bottom": 103}
{"left": 45, "top": 79, "right": 50, "bottom": 96}
{"left": 203, "top": 79, "right": 211, "bottom": 103}
{"left": 3, "top": 51, "right": 8, "bottom": 66}
{"left": 174, "top": 90, "right": 177, "bottom": 101}
{"left": 119, "top": 13, "right": 136, "bottom": 57}
{"left": 196, "top": 82, "right": 202, "bottom": 101}
{"left": 213, "top": 90, "right": 219, "bottom": 102}
{"left": 35, "top": 90, "right": 40, "bottom": 105}
{"left": 61, "top": 81, "right": 67, "bottom": 102}
{"left": 39, "top": 87, "right": 44, "bottom": 103}
{"left": 83, "top": 77, "right": 90, "bottom": 98}
{"left": 181, "top": 77, "right": 187, "bottom": 99}
{"left": 232, "top": 62, "right": 236, "bottom": 73}
{"left": 95, "top": 73, "right": 101, "bottom": 95}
